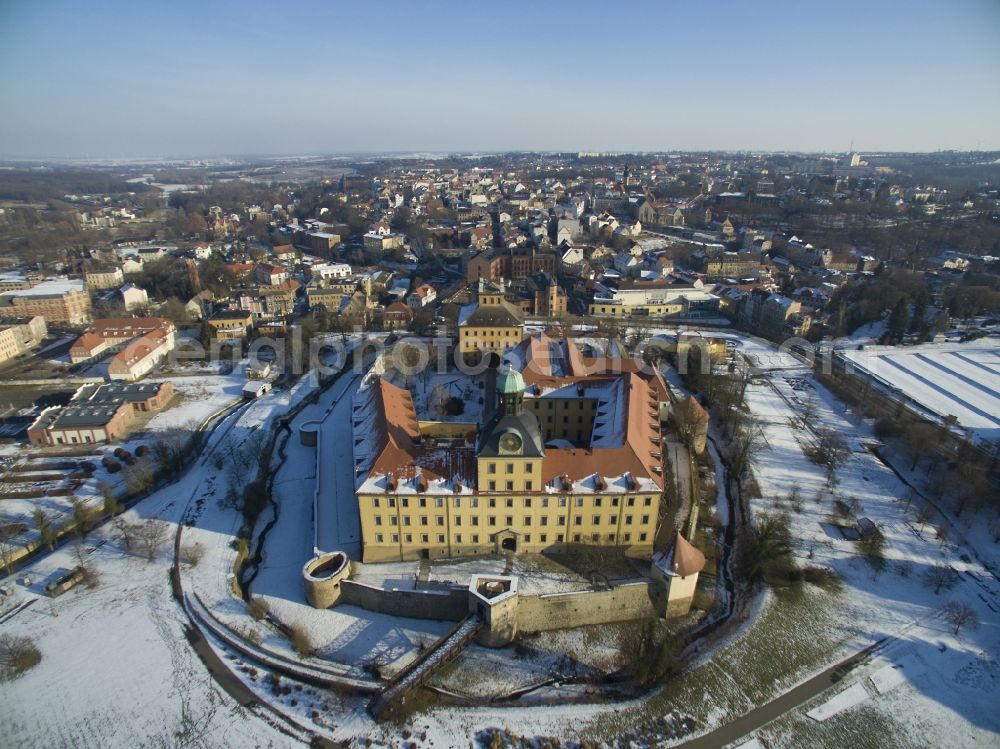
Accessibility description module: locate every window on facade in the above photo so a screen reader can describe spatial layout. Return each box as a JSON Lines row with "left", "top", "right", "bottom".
{"left": 558, "top": 497, "right": 567, "bottom": 507}
{"left": 574, "top": 516, "right": 582, "bottom": 526}
{"left": 489, "top": 516, "right": 496, "bottom": 526}
{"left": 505, "top": 498, "right": 513, "bottom": 508}
{"left": 540, "top": 516, "right": 548, "bottom": 526}
{"left": 472, "top": 516, "right": 479, "bottom": 526}
{"left": 505, "top": 463, "right": 514, "bottom": 474}
{"left": 420, "top": 534, "right": 429, "bottom": 543}
{"left": 541, "top": 497, "right": 549, "bottom": 508}
{"left": 405, "top": 534, "right": 413, "bottom": 543}
{"left": 388, "top": 497, "right": 396, "bottom": 508}
{"left": 558, "top": 516, "right": 565, "bottom": 525}
{"left": 437, "top": 534, "right": 445, "bottom": 543}
{"left": 505, "top": 516, "right": 513, "bottom": 526}
{"left": 488, "top": 481, "right": 496, "bottom": 491}
{"left": 639, "top": 532, "right": 648, "bottom": 542}
{"left": 607, "top": 533, "right": 616, "bottom": 542}
{"left": 506, "top": 481, "right": 514, "bottom": 491}
{"left": 644, "top": 496, "right": 653, "bottom": 506}
{"left": 390, "top": 516, "right": 398, "bottom": 525}
{"left": 376, "top": 534, "right": 384, "bottom": 543}
{"left": 437, "top": 516, "right": 445, "bottom": 526}
{"left": 453, "top": 497, "right": 460, "bottom": 508}
{"left": 419, "top": 497, "right": 426, "bottom": 508}
{"left": 375, "top": 516, "right": 382, "bottom": 526}
{"left": 402, "top": 498, "right": 409, "bottom": 508}
{"left": 455, "top": 534, "right": 462, "bottom": 543}
{"left": 391, "top": 534, "right": 399, "bottom": 543}
{"left": 642, "top": 515, "right": 650, "bottom": 525}
{"left": 524, "top": 517, "right": 531, "bottom": 526}
{"left": 472, "top": 534, "right": 479, "bottom": 543}
{"left": 525, "top": 463, "right": 533, "bottom": 473}
{"left": 592, "top": 515, "right": 600, "bottom": 525}
{"left": 435, "top": 498, "right": 443, "bottom": 508}
{"left": 627, "top": 497, "right": 635, "bottom": 506}
{"left": 573, "top": 533, "right": 582, "bottom": 542}
{"left": 488, "top": 463, "right": 496, "bottom": 474}
{"left": 373, "top": 498, "right": 380, "bottom": 508}
{"left": 612, "top": 497, "right": 619, "bottom": 507}
{"left": 625, "top": 515, "right": 633, "bottom": 525}
{"left": 575, "top": 497, "right": 583, "bottom": 507}
{"left": 471, "top": 497, "right": 478, "bottom": 508}
{"left": 419, "top": 516, "right": 427, "bottom": 526}
{"left": 595, "top": 497, "right": 602, "bottom": 507}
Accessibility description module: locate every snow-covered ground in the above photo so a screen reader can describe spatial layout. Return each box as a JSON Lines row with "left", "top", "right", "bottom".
{"left": 3, "top": 334, "right": 999, "bottom": 748}
{"left": 0, "top": 445, "right": 294, "bottom": 748}
{"left": 722, "top": 336, "right": 1000, "bottom": 748}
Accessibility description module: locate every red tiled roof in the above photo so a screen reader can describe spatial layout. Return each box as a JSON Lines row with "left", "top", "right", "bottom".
{"left": 671, "top": 532, "right": 706, "bottom": 577}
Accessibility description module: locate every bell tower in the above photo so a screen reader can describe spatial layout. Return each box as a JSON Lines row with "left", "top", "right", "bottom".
{"left": 496, "top": 365, "right": 525, "bottom": 416}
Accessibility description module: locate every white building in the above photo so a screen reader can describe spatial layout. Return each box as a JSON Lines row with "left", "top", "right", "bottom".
{"left": 120, "top": 284, "right": 149, "bottom": 311}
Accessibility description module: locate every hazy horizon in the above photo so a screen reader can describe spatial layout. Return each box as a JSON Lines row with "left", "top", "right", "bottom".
{"left": 2, "top": 0, "right": 999, "bottom": 159}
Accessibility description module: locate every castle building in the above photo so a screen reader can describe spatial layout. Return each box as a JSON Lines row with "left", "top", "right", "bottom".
{"left": 352, "top": 334, "right": 669, "bottom": 562}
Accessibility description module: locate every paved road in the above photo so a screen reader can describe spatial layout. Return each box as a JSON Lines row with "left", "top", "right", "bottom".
{"left": 678, "top": 641, "right": 881, "bottom": 748}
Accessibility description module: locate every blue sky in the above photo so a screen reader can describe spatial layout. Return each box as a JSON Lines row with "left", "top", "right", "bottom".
{"left": 1, "top": 0, "right": 998, "bottom": 158}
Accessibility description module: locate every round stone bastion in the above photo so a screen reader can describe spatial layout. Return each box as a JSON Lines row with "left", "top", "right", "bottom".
{"left": 303, "top": 551, "right": 351, "bottom": 609}
{"left": 299, "top": 420, "right": 321, "bottom": 447}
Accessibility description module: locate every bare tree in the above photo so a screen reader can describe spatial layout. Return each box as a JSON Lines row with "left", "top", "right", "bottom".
{"left": 112, "top": 516, "right": 137, "bottom": 554}
{"left": 730, "top": 417, "right": 766, "bottom": 479}
{"left": 923, "top": 563, "right": 957, "bottom": 594}
{"left": 32, "top": 508, "right": 56, "bottom": 550}
{"left": 0, "top": 633, "right": 41, "bottom": 682}
{"left": 942, "top": 600, "right": 980, "bottom": 636}
{"left": 135, "top": 519, "right": 170, "bottom": 562}
{"left": 122, "top": 461, "right": 155, "bottom": 497}
{"left": 915, "top": 503, "right": 935, "bottom": 533}
{"left": 808, "top": 428, "right": 852, "bottom": 488}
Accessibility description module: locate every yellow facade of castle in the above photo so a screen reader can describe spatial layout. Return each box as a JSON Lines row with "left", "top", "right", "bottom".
{"left": 352, "top": 334, "right": 670, "bottom": 563}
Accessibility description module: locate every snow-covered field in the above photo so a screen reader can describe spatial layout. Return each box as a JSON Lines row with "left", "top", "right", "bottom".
{"left": 2, "top": 335, "right": 999, "bottom": 748}
{"left": 840, "top": 341, "right": 1000, "bottom": 443}
{"left": 722, "top": 337, "right": 1000, "bottom": 748}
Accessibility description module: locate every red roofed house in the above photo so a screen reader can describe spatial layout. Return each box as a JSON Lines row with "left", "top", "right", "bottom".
{"left": 253, "top": 263, "right": 288, "bottom": 286}
{"left": 69, "top": 317, "right": 176, "bottom": 381}
{"left": 380, "top": 301, "right": 413, "bottom": 330}
{"left": 406, "top": 283, "right": 437, "bottom": 309}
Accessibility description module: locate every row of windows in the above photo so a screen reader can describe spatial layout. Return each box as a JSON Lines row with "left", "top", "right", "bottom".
{"left": 485, "top": 480, "right": 534, "bottom": 491}
{"left": 486, "top": 462, "right": 534, "bottom": 474}
{"left": 372, "top": 531, "right": 650, "bottom": 545}
{"left": 371, "top": 495, "right": 656, "bottom": 509}
{"left": 373, "top": 514, "right": 652, "bottom": 528}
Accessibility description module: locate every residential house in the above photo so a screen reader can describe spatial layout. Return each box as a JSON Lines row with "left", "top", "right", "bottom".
{"left": 207, "top": 310, "right": 253, "bottom": 341}
{"left": 407, "top": 283, "right": 437, "bottom": 309}
{"left": 0, "top": 316, "right": 47, "bottom": 364}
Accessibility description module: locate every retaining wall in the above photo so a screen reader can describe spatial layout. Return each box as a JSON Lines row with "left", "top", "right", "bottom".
{"left": 341, "top": 579, "right": 468, "bottom": 621}
{"left": 517, "top": 581, "right": 664, "bottom": 632}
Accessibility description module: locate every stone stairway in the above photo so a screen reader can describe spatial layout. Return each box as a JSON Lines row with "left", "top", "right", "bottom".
{"left": 368, "top": 614, "right": 482, "bottom": 720}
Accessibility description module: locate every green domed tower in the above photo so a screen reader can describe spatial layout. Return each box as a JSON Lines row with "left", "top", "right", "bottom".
{"left": 496, "top": 365, "right": 526, "bottom": 416}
